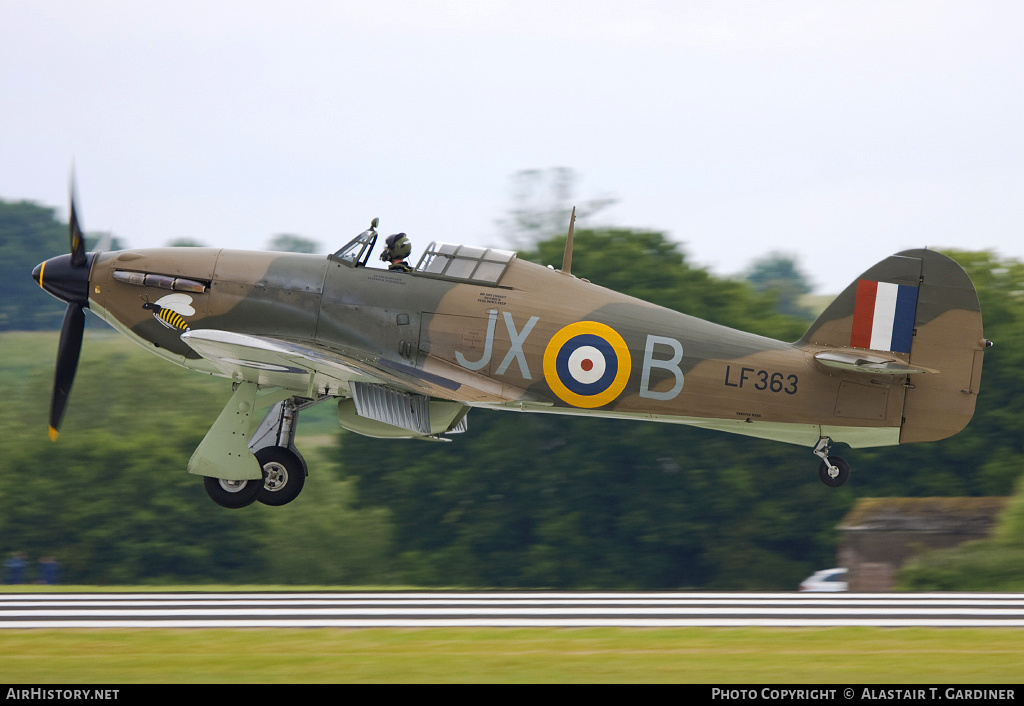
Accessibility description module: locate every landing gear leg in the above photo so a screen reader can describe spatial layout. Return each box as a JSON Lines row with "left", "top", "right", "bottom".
{"left": 248, "top": 397, "right": 317, "bottom": 506}
{"left": 812, "top": 437, "right": 850, "bottom": 487}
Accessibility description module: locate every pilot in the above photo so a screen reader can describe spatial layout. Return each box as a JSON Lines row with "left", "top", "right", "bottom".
{"left": 381, "top": 233, "right": 413, "bottom": 273}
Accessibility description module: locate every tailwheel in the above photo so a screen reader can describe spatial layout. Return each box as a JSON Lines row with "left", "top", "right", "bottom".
{"left": 817, "top": 456, "right": 850, "bottom": 487}
{"left": 811, "top": 437, "right": 850, "bottom": 487}
{"left": 204, "top": 476, "right": 260, "bottom": 509}
{"left": 255, "top": 446, "right": 306, "bottom": 506}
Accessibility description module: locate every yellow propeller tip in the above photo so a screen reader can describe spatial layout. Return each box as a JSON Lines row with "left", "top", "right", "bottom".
{"left": 48, "top": 426, "right": 59, "bottom": 442}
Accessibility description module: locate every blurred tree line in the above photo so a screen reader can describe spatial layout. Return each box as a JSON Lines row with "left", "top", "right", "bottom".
{"left": 1, "top": 200, "right": 74, "bottom": 330}
{"left": 0, "top": 193, "right": 1020, "bottom": 588}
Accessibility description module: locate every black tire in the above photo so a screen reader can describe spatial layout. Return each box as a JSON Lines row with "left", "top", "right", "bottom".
{"left": 818, "top": 456, "right": 850, "bottom": 487}
{"left": 204, "top": 475, "right": 260, "bottom": 509}
{"left": 255, "top": 446, "right": 306, "bottom": 506}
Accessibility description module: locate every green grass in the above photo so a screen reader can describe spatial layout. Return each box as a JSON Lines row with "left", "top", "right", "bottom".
{"left": 0, "top": 627, "right": 1021, "bottom": 683}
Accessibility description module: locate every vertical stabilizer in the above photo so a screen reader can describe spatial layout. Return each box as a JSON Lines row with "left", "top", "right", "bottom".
{"left": 798, "top": 249, "right": 985, "bottom": 444}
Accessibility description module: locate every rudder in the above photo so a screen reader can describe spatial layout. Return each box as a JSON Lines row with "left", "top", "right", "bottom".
{"left": 897, "top": 249, "right": 985, "bottom": 443}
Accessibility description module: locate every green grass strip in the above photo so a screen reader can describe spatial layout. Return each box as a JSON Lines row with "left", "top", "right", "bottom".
{"left": 1, "top": 627, "right": 1021, "bottom": 683}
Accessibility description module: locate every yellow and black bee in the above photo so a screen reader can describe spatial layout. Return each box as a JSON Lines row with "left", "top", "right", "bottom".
{"left": 142, "top": 294, "right": 194, "bottom": 331}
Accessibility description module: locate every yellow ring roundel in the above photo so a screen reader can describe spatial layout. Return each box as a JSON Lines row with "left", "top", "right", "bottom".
{"left": 543, "top": 321, "right": 632, "bottom": 408}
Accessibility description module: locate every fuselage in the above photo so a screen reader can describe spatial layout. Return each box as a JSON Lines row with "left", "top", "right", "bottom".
{"left": 57, "top": 245, "right": 906, "bottom": 449}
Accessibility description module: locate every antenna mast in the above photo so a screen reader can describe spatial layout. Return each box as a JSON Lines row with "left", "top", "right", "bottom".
{"left": 560, "top": 207, "right": 576, "bottom": 276}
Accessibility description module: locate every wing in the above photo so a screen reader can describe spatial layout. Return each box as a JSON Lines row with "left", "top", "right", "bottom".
{"left": 179, "top": 329, "right": 528, "bottom": 404}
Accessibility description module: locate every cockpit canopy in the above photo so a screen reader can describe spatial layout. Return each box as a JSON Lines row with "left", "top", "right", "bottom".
{"left": 332, "top": 227, "right": 378, "bottom": 267}
{"left": 332, "top": 224, "right": 516, "bottom": 286}
{"left": 414, "top": 242, "right": 515, "bottom": 285}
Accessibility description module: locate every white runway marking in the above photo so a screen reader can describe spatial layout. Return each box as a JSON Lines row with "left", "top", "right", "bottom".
{"left": 2, "top": 592, "right": 1023, "bottom": 628}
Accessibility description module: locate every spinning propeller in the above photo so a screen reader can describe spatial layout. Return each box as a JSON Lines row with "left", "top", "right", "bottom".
{"left": 31, "top": 191, "right": 95, "bottom": 441}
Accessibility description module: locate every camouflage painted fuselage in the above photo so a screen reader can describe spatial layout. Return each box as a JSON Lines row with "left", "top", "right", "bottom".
{"left": 81, "top": 241, "right": 985, "bottom": 450}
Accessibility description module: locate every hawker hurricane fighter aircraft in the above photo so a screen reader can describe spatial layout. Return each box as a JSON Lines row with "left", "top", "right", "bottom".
{"left": 33, "top": 200, "right": 988, "bottom": 508}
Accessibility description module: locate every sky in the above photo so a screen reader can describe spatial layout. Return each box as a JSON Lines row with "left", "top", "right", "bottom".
{"left": 2, "top": 1, "right": 1022, "bottom": 293}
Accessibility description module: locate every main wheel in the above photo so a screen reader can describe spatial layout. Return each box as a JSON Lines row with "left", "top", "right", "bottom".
{"left": 255, "top": 447, "right": 306, "bottom": 506}
{"left": 818, "top": 456, "right": 850, "bottom": 487}
{"left": 204, "top": 476, "right": 260, "bottom": 509}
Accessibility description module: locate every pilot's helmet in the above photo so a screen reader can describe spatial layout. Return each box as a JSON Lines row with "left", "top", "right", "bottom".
{"left": 382, "top": 233, "right": 412, "bottom": 261}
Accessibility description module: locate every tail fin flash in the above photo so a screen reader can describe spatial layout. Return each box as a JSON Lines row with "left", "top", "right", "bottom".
{"left": 799, "top": 249, "right": 985, "bottom": 444}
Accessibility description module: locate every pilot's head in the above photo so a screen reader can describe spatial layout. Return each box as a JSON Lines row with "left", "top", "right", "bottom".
{"left": 381, "top": 233, "right": 412, "bottom": 262}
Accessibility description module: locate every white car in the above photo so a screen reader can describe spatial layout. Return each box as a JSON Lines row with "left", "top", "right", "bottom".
{"left": 799, "top": 568, "right": 848, "bottom": 592}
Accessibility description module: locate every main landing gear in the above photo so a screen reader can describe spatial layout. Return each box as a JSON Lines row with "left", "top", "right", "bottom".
{"left": 196, "top": 390, "right": 319, "bottom": 509}
{"left": 202, "top": 446, "right": 306, "bottom": 509}
{"left": 204, "top": 476, "right": 260, "bottom": 509}
{"left": 253, "top": 446, "right": 305, "bottom": 507}
{"left": 812, "top": 437, "right": 850, "bottom": 487}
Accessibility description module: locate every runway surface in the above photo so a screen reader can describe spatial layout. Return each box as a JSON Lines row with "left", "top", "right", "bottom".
{"left": 2, "top": 592, "right": 1023, "bottom": 628}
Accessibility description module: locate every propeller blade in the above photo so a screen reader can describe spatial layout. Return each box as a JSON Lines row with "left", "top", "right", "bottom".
{"left": 69, "top": 197, "right": 86, "bottom": 268}
{"left": 49, "top": 303, "right": 85, "bottom": 441}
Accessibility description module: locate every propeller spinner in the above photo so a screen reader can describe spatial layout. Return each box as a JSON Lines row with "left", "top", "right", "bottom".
{"left": 31, "top": 195, "right": 95, "bottom": 440}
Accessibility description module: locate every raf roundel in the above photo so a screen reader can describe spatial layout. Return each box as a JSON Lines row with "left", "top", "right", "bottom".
{"left": 543, "top": 321, "right": 632, "bottom": 408}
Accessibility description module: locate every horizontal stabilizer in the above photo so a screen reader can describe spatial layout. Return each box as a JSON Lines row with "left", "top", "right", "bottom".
{"left": 815, "top": 350, "right": 936, "bottom": 375}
